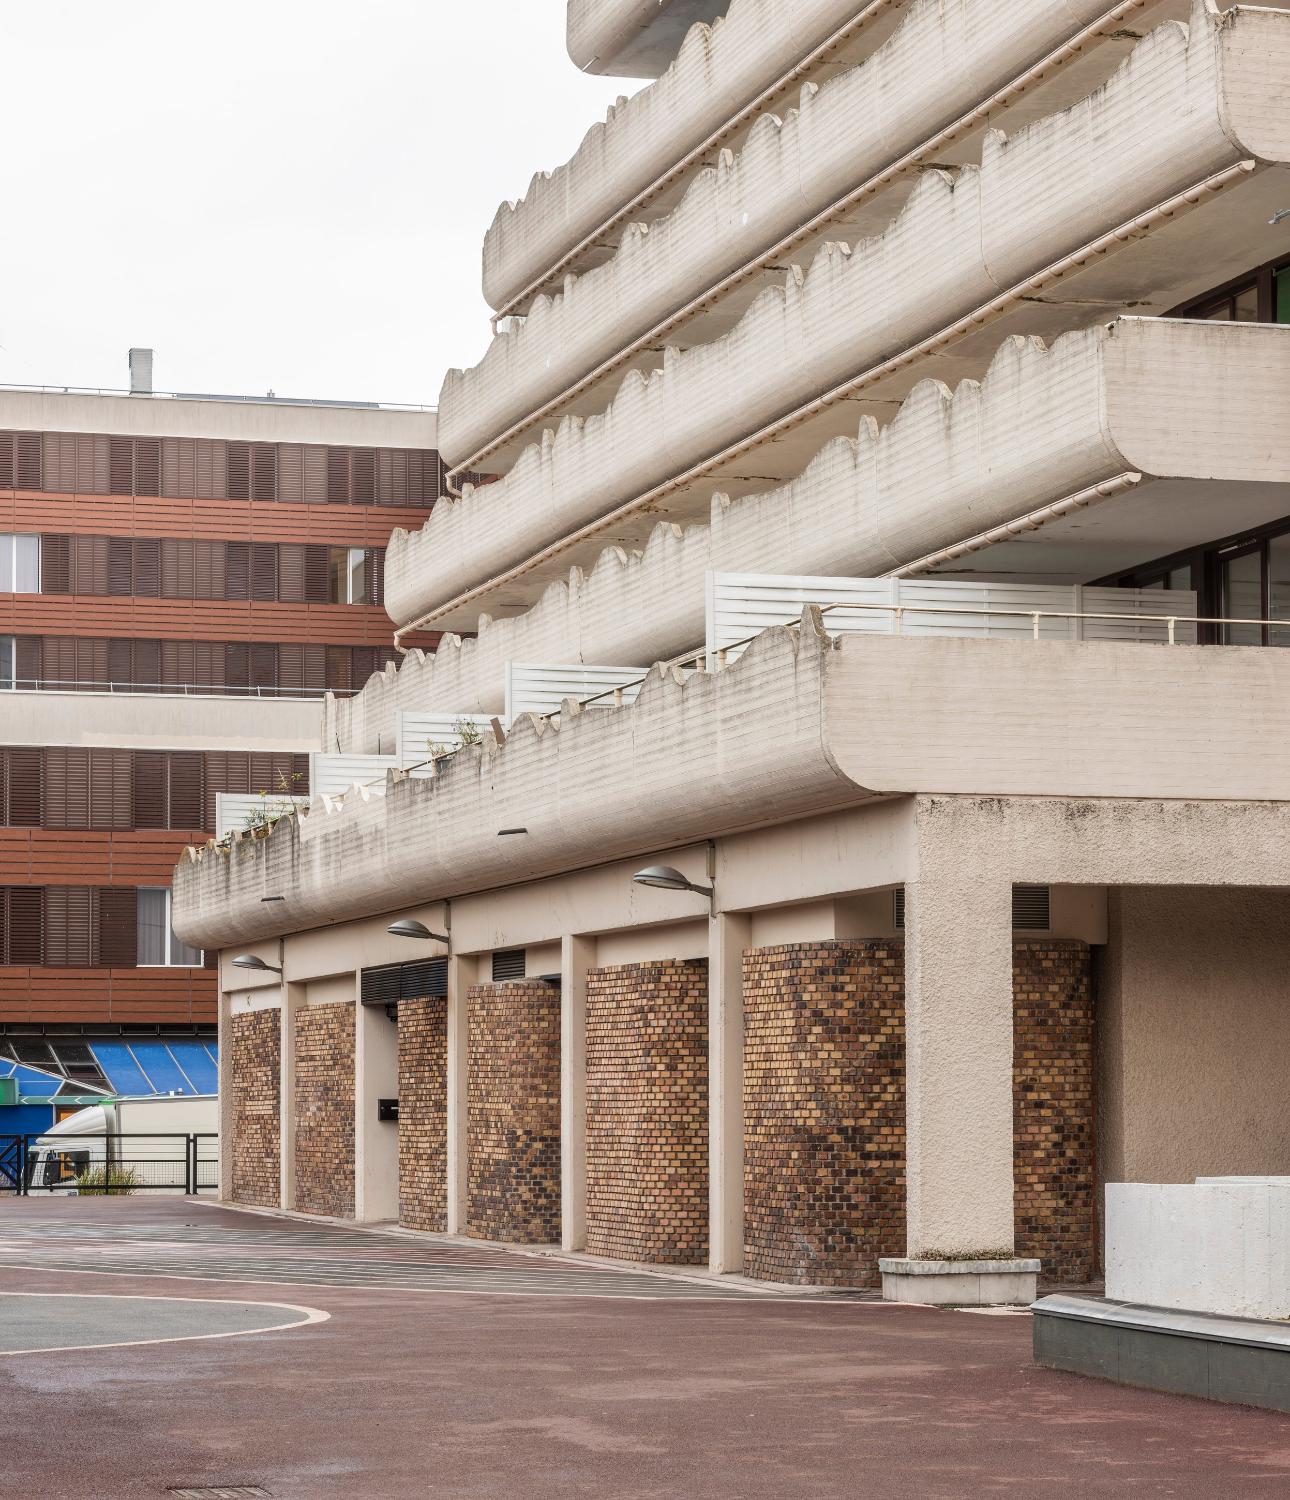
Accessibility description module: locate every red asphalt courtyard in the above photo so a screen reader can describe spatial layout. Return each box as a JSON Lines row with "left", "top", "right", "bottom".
{"left": 0, "top": 1198, "right": 1287, "bottom": 1499}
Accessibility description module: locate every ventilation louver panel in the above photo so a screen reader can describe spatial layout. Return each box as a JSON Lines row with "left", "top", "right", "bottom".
{"left": 360, "top": 958, "right": 448, "bottom": 1005}
{"left": 893, "top": 885, "right": 1049, "bottom": 931}
{"left": 491, "top": 949, "right": 526, "bottom": 982}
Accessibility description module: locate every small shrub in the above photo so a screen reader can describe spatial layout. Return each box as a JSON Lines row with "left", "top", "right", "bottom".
{"left": 74, "top": 1165, "right": 139, "bottom": 1196}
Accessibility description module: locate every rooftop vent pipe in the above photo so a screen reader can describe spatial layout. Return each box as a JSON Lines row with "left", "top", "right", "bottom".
{"left": 128, "top": 347, "right": 153, "bottom": 395}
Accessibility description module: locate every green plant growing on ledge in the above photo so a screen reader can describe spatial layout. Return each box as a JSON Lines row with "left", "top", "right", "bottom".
{"left": 241, "top": 769, "right": 305, "bottom": 839}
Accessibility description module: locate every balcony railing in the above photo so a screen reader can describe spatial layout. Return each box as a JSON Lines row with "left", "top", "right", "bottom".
{"left": 0, "top": 678, "right": 350, "bottom": 699}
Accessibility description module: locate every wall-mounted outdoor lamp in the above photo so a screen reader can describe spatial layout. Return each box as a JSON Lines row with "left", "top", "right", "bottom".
{"left": 386, "top": 918, "right": 449, "bottom": 943}
{"left": 231, "top": 954, "right": 282, "bottom": 974}
{"left": 632, "top": 864, "right": 716, "bottom": 914}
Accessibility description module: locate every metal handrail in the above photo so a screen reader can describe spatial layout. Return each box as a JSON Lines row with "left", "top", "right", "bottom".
{"left": 0, "top": 679, "right": 350, "bottom": 699}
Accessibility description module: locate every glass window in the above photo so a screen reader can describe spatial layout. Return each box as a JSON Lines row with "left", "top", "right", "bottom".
{"left": 1269, "top": 534, "right": 1290, "bottom": 648}
{"left": 1222, "top": 549, "right": 1263, "bottom": 644}
{"left": 1168, "top": 565, "right": 1192, "bottom": 592}
{"left": 1234, "top": 285, "right": 1260, "bottom": 322}
{"left": 0, "top": 534, "right": 39, "bottom": 593}
{"left": 0, "top": 637, "right": 13, "bottom": 690}
{"left": 1277, "top": 267, "right": 1290, "bottom": 326}
{"left": 137, "top": 887, "right": 202, "bottom": 967}
{"left": 327, "top": 546, "right": 368, "bottom": 604}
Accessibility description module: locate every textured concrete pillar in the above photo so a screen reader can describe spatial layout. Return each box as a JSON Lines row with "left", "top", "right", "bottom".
{"left": 709, "top": 912, "right": 749, "bottom": 1274}
{"left": 445, "top": 955, "right": 468, "bottom": 1234}
{"left": 903, "top": 870, "right": 1015, "bottom": 1259}
{"left": 355, "top": 984, "right": 400, "bottom": 1223}
{"left": 278, "top": 982, "right": 302, "bottom": 1211}
{"left": 561, "top": 934, "right": 592, "bottom": 1252}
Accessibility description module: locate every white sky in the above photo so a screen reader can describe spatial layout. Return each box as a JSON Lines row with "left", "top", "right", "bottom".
{"left": 2, "top": 2, "right": 630, "bottom": 406}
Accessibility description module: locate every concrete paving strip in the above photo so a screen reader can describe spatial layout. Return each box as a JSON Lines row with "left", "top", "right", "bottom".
{"left": 0, "top": 1291, "right": 329, "bottom": 1355}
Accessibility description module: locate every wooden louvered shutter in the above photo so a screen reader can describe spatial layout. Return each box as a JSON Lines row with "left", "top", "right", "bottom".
{"left": 8, "top": 886, "right": 42, "bottom": 964}
{"left": 326, "top": 646, "right": 351, "bottom": 693}
{"left": 89, "top": 749, "right": 132, "bottom": 830}
{"left": 0, "top": 433, "right": 12, "bottom": 488}
{"left": 45, "top": 747, "right": 90, "bottom": 828}
{"left": 351, "top": 448, "right": 375, "bottom": 504}
{"left": 0, "top": 754, "right": 8, "bottom": 825}
{"left": 41, "top": 535, "right": 70, "bottom": 594}
{"left": 250, "top": 543, "right": 278, "bottom": 601}
{"left": 108, "top": 437, "right": 133, "bottom": 496}
{"left": 85, "top": 435, "right": 111, "bottom": 493}
{"left": 366, "top": 548, "right": 385, "bottom": 607}
{"left": 45, "top": 886, "right": 93, "bottom": 966}
{"left": 225, "top": 542, "right": 249, "bottom": 600}
{"left": 133, "top": 751, "right": 167, "bottom": 829}
{"left": 106, "top": 638, "right": 133, "bottom": 690}
{"left": 277, "top": 544, "right": 305, "bottom": 602}
{"left": 76, "top": 638, "right": 110, "bottom": 690}
{"left": 376, "top": 449, "right": 403, "bottom": 506}
{"left": 42, "top": 637, "right": 74, "bottom": 691}
{"left": 293, "top": 752, "right": 311, "bottom": 793}
{"left": 277, "top": 445, "right": 304, "bottom": 503}
{"left": 303, "top": 643, "right": 327, "bottom": 694}
{"left": 107, "top": 537, "right": 134, "bottom": 597}
{"left": 303, "top": 544, "right": 329, "bottom": 603}
{"left": 15, "top": 433, "right": 42, "bottom": 491}
{"left": 194, "top": 642, "right": 221, "bottom": 690}
{"left": 134, "top": 439, "right": 161, "bottom": 496}
{"left": 42, "top": 433, "right": 76, "bottom": 493}
{"left": 171, "top": 538, "right": 196, "bottom": 598}
{"left": 161, "top": 437, "right": 189, "bottom": 497}
{"left": 0, "top": 888, "right": 6, "bottom": 964}
{"left": 302, "top": 446, "right": 328, "bottom": 502}
{"left": 248, "top": 753, "right": 276, "bottom": 796}
{"left": 71, "top": 535, "right": 109, "bottom": 595}
{"left": 97, "top": 888, "right": 137, "bottom": 967}
{"left": 251, "top": 443, "right": 277, "bottom": 501}
{"left": 133, "top": 537, "right": 160, "bottom": 597}
{"left": 277, "top": 644, "right": 304, "bottom": 694}
{"left": 7, "top": 748, "right": 41, "bottom": 826}
{"left": 131, "top": 638, "right": 161, "bottom": 691}
{"left": 169, "top": 751, "right": 204, "bottom": 829}
{"left": 225, "top": 643, "right": 249, "bottom": 693}
{"left": 226, "top": 442, "right": 250, "bottom": 501}
{"left": 194, "top": 439, "right": 226, "bottom": 499}
{"left": 202, "top": 751, "right": 234, "bottom": 829}
{"left": 248, "top": 643, "right": 277, "bottom": 692}
{"left": 14, "top": 637, "right": 41, "bottom": 689}
{"left": 351, "top": 647, "right": 377, "bottom": 686}
{"left": 327, "top": 447, "right": 351, "bottom": 503}
{"left": 161, "top": 639, "right": 186, "bottom": 690}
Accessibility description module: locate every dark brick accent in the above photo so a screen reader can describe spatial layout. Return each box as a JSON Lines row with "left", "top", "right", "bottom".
{"left": 585, "top": 959, "right": 708, "bottom": 1266}
{"left": 294, "top": 1001, "right": 355, "bottom": 1218}
{"left": 742, "top": 941, "right": 905, "bottom": 1287}
{"left": 228, "top": 1007, "right": 280, "bottom": 1209}
{"left": 1013, "top": 940, "right": 1096, "bottom": 1284}
{"left": 466, "top": 981, "right": 560, "bottom": 1244}
{"left": 398, "top": 995, "right": 448, "bottom": 1232}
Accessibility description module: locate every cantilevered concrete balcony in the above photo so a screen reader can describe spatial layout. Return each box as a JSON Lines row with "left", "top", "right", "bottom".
{"left": 484, "top": 0, "right": 910, "bottom": 312}
{"left": 335, "top": 319, "right": 1290, "bottom": 752}
{"left": 567, "top": 0, "right": 727, "bottom": 77}
{"left": 392, "top": 8, "right": 1290, "bottom": 637}
{"left": 445, "top": 0, "right": 1187, "bottom": 467}
{"left": 175, "top": 617, "right": 1290, "bottom": 951}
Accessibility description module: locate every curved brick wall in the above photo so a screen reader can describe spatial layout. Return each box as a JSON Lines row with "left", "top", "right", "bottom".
{"left": 1013, "top": 940, "right": 1095, "bottom": 1284}
{"left": 742, "top": 941, "right": 905, "bottom": 1287}
{"left": 294, "top": 1001, "right": 355, "bottom": 1218}
{"left": 585, "top": 959, "right": 709, "bottom": 1266}
{"left": 228, "top": 1007, "right": 280, "bottom": 1209}
{"left": 398, "top": 996, "right": 448, "bottom": 1232}
{"left": 467, "top": 981, "right": 562, "bottom": 1244}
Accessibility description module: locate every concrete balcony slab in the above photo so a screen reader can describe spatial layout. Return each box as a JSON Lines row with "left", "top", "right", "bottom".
{"left": 398, "top": 6, "right": 1290, "bottom": 634}
{"left": 567, "top": 0, "right": 726, "bottom": 78}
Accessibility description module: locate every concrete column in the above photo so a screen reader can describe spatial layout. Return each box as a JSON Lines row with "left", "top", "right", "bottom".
{"left": 886, "top": 863, "right": 1039, "bottom": 1305}
{"left": 278, "top": 982, "right": 303, "bottom": 1211}
{"left": 708, "top": 911, "right": 750, "bottom": 1274}
{"left": 560, "top": 934, "right": 593, "bottom": 1252}
{"left": 354, "top": 986, "right": 400, "bottom": 1223}
{"left": 445, "top": 955, "right": 468, "bottom": 1235}
{"left": 217, "top": 987, "right": 234, "bottom": 1201}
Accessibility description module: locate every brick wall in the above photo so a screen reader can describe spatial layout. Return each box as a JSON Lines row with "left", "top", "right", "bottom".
{"left": 228, "top": 1007, "right": 280, "bottom": 1208}
{"left": 1013, "top": 941, "right": 1096, "bottom": 1283}
{"left": 466, "top": 981, "right": 561, "bottom": 1244}
{"left": 398, "top": 996, "right": 448, "bottom": 1232}
{"left": 742, "top": 942, "right": 905, "bottom": 1287}
{"left": 585, "top": 959, "right": 708, "bottom": 1266}
{"left": 294, "top": 1001, "right": 355, "bottom": 1218}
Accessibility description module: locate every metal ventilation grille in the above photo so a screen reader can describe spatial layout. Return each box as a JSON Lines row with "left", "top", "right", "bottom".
{"left": 360, "top": 958, "right": 447, "bottom": 1005}
{"left": 491, "top": 949, "right": 526, "bottom": 982}
{"left": 894, "top": 885, "right": 1049, "bottom": 930}
{"left": 1012, "top": 885, "right": 1051, "bottom": 931}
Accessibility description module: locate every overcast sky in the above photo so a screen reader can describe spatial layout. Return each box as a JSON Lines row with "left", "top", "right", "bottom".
{"left": 2, "top": 2, "right": 629, "bottom": 406}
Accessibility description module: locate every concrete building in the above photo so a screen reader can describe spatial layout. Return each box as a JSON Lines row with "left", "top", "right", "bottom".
{"left": 176, "top": 0, "right": 1290, "bottom": 1304}
{"left": 1, "top": 365, "right": 441, "bottom": 1092}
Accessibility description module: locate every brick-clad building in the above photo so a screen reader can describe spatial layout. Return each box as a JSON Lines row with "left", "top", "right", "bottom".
{"left": 183, "top": 0, "right": 1290, "bottom": 1316}
{"left": 0, "top": 369, "right": 441, "bottom": 1093}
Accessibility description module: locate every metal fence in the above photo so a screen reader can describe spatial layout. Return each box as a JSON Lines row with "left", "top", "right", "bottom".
{"left": 0, "top": 1133, "right": 218, "bottom": 1196}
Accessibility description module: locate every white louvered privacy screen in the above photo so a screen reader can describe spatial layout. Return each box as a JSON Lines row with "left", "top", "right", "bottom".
{"left": 307, "top": 752, "right": 399, "bottom": 800}
{"left": 504, "top": 662, "right": 646, "bottom": 722}
{"left": 705, "top": 573, "right": 1199, "bottom": 664}
{"left": 214, "top": 793, "right": 310, "bottom": 841}
{"left": 395, "top": 712, "right": 495, "bottom": 771}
